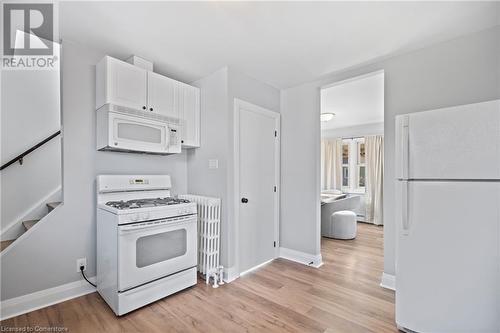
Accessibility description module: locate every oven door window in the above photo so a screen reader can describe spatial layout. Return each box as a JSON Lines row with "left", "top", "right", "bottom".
{"left": 136, "top": 229, "right": 187, "bottom": 268}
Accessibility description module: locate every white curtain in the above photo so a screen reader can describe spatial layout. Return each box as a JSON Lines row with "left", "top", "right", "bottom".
{"left": 321, "top": 138, "right": 342, "bottom": 190}
{"left": 365, "top": 135, "right": 384, "bottom": 225}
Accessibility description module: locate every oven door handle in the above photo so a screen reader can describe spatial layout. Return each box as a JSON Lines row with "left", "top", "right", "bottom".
{"left": 119, "top": 217, "right": 196, "bottom": 233}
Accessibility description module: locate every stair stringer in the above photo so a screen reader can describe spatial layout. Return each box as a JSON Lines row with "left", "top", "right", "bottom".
{"left": 0, "top": 187, "right": 62, "bottom": 241}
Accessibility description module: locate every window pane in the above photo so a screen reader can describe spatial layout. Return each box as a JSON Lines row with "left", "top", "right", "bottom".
{"left": 342, "top": 144, "right": 349, "bottom": 164}
{"left": 358, "top": 142, "right": 365, "bottom": 164}
{"left": 359, "top": 166, "right": 366, "bottom": 188}
{"left": 342, "top": 166, "right": 349, "bottom": 187}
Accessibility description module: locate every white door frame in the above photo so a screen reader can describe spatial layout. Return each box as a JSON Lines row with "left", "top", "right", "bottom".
{"left": 233, "top": 98, "right": 280, "bottom": 277}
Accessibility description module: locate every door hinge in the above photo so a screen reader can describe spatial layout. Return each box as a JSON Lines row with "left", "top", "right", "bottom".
{"left": 273, "top": 186, "right": 277, "bottom": 192}
{"left": 273, "top": 241, "right": 276, "bottom": 248}
{"left": 274, "top": 130, "right": 277, "bottom": 137}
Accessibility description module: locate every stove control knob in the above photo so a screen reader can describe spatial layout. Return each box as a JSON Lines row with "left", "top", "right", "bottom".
{"left": 130, "top": 214, "right": 139, "bottom": 222}
{"left": 141, "top": 213, "right": 150, "bottom": 220}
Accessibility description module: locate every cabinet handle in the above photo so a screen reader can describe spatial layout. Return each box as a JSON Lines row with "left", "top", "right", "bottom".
{"left": 181, "top": 140, "right": 184, "bottom": 144}
{"left": 149, "top": 107, "right": 153, "bottom": 111}
{"left": 142, "top": 106, "right": 146, "bottom": 110}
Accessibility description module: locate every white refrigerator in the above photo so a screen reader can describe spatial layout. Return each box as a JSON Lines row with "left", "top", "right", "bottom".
{"left": 395, "top": 99, "right": 500, "bottom": 333}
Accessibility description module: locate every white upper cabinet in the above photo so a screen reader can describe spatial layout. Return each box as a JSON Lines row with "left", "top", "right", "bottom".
{"left": 179, "top": 84, "right": 200, "bottom": 148}
{"left": 147, "top": 72, "right": 178, "bottom": 119}
{"left": 96, "top": 56, "right": 147, "bottom": 111}
{"left": 96, "top": 55, "right": 201, "bottom": 148}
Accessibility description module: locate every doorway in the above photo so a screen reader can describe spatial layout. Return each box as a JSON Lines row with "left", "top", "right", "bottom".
{"left": 234, "top": 99, "right": 280, "bottom": 275}
{"left": 319, "top": 70, "right": 385, "bottom": 266}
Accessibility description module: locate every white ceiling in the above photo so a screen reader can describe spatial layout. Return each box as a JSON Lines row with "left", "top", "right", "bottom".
{"left": 321, "top": 71, "right": 384, "bottom": 130}
{"left": 60, "top": 2, "right": 499, "bottom": 89}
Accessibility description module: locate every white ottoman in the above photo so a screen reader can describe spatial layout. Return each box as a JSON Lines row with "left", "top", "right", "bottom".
{"left": 329, "top": 210, "right": 357, "bottom": 240}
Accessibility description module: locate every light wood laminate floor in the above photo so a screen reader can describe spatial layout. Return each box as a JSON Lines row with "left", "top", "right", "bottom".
{"left": 1, "top": 223, "right": 396, "bottom": 332}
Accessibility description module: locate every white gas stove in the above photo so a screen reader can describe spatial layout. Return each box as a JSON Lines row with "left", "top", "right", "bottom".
{"left": 96, "top": 175, "right": 197, "bottom": 316}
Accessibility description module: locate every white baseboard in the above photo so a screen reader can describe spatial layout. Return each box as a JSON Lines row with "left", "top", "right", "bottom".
{"left": 239, "top": 259, "right": 274, "bottom": 277}
{"left": 279, "top": 247, "right": 323, "bottom": 268}
{"left": 223, "top": 266, "right": 239, "bottom": 283}
{"left": 0, "top": 276, "right": 96, "bottom": 321}
{"left": 380, "top": 272, "right": 396, "bottom": 291}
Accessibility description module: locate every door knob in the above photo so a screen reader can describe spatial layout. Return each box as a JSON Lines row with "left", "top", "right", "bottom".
{"left": 241, "top": 198, "right": 248, "bottom": 203}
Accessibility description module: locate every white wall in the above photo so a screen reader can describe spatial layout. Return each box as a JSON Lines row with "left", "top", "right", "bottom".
{"left": 1, "top": 54, "right": 62, "bottom": 238}
{"left": 1, "top": 67, "right": 60, "bottom": 160}
{"left": 188, "top": 67, "right": 280, "bottom": 273}
{"left": 281, "top": 25, "right": 500, "bottom": 276}
{"left": 0, "top": 139, "right": 62, "bottom": 240}
{"left": 1, "top": 40, "right": 188, "bottom": 300}
{"left": 188, "top": 68, "right": 230, "bottom": 266}
{"left": 321, "top": 122, "right": 383, "bottom": 139}
{"left": 280, "top": 81, "right": 321, "bottom": 256}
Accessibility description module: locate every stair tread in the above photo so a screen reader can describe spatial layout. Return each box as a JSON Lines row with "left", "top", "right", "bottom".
{"left": 46, "top": 202, "right": 61, "bottom": 211}
{"left": 22, "top": 219, "right": 40, "bottom": 230}
{"left": 1, "top": 240, "right": 15, "bottom": 252}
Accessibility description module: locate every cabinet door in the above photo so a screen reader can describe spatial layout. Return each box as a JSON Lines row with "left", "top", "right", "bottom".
{"left": 97, "top": 56, "right": 147, "bottom": 110}
{"left": 180, "top": 85, "right": 200, "bottom": 148}
{"left": 147, "top": 72, "right": 178, "bottom": 119}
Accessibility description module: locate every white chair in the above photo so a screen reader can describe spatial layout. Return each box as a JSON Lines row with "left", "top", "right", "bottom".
{"left": 325, "top": 210, "right": 357, "bottom": 239}
{"left": 321, "top": 195, "right": 360, "bottom": 237}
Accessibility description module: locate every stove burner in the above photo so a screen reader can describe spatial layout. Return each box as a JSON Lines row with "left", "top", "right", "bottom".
{"left": 105, "top": 197, "right": 190, "bottom": 210}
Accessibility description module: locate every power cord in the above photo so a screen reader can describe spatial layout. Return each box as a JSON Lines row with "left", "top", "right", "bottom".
{"left": 80, "top": 265, "right": 96, "bottom": 287}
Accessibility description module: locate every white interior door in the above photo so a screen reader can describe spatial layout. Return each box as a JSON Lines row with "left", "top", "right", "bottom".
{"left": 236, "top": 100, "right": 279, "bottom": 274}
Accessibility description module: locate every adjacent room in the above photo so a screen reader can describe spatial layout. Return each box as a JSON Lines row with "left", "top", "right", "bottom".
{"left": 320, "top": 71, "right": 384, "bottom": 269}
{"left": 1, "top": 2, "right": 499, "bottom": 332}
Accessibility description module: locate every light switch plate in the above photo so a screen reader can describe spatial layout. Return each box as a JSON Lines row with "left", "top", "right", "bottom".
{"left": 208, "top": 159, "right": 219, "bottom": 169}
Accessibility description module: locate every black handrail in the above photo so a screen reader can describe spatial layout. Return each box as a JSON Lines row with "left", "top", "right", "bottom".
{"left": 0, "top": 130, "right": 61, "bottom": 171}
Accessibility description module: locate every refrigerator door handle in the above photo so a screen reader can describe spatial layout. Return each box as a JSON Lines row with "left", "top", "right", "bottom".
{"left": 396, "top": 115, "right": 410, "bottom": 180}
{"left": 402, "top": 116, "right": 409, "bottom": 180}
{"left": 401, "top": 181, "right": 410, "bottom": 235}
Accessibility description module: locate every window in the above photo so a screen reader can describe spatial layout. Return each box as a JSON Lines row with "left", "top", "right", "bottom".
{"left": 341, "top": 138, "right": 366, "bottom": 193}
{"left": 357, "top": 140, "right": 366, "bottom": 189}
{"left": 341, "top": 143, "right": 349, "bottom": 188}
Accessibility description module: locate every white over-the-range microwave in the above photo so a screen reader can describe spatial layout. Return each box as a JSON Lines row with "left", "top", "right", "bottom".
{"left": 96, "top": 104, "right": 181, "bottom": 154}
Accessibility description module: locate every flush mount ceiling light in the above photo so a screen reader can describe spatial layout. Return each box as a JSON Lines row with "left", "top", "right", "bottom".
{"left": 320, "top": 113, "right": 335, "bottom": 122}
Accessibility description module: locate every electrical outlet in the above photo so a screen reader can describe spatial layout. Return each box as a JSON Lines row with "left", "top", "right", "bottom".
{"left": 77, "top": 258, "right": 87, "bottom": 272}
